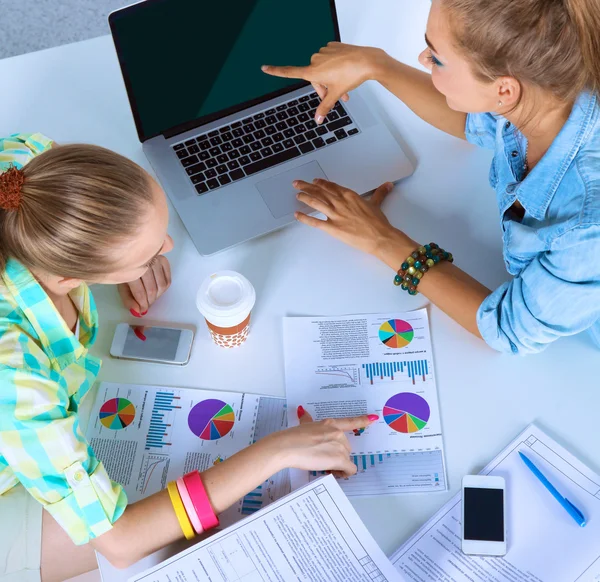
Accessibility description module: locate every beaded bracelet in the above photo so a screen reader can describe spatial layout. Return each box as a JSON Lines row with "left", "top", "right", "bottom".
{"left": 393, "top": 243, "right": 453, "bottom": 295}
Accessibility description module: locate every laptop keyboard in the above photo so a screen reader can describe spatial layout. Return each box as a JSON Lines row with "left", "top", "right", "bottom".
{"left": 172, "top": 92, "right": 360, "bottom": 195}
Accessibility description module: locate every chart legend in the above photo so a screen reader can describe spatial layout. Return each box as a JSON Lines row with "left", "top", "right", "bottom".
{"left": 99, "top": 398, "right": 135, "bottom": 430}
{"left": 362, "top": 360, "right": 429, "bottom": 385}
{"left": 145, "top": 391, "right": 181, "bottom": 450}
{"left": 379, "top": 319, "right": 414, "bottom": 348}
{"left": 188, "top": 399, "right": 235, "bottom": 441}
{"left": 384, "top": 393, "right": 430, "bottom": 433}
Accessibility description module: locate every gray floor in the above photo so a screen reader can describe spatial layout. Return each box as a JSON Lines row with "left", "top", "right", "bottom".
{"left": 0, "top": 0, "right": 130, "bottom": 59}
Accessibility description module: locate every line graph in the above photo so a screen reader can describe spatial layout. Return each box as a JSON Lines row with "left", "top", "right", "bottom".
{"left": 140, "top": 453, "right": 169, "bottom": 495}
{"left": 315, "top": 365, "right": 358, "bottom": 387}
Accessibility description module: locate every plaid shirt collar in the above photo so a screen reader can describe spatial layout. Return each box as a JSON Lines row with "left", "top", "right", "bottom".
{"left": 1, "top": 258, "right": 98, "bottom": 371}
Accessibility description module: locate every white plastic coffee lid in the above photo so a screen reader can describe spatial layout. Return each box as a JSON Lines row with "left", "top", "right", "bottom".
{"left": 196, "top": 271, "right": 256, "bottom": 321}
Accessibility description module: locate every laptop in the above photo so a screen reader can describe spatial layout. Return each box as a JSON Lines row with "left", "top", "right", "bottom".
{"left": 109, "top": 0, "right": 414, "bottom": 255}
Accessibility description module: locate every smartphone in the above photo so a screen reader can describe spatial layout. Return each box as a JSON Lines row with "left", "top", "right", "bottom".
{"left": 462, "top": 475, "right": 507, "bottom": 556}
{"left": 110, "top": 323, "right": 194, "bottom": 365}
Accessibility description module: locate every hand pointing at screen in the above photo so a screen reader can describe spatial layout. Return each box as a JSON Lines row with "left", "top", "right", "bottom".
{"left": 262, "top": 42, "right": 385, "bottom": 123}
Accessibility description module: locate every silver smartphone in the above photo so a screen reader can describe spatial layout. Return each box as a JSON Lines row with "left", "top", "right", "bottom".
{"left": 109, "top": 323, "right": 194, "bottom": 365}
{"left": 462, "top": 475, "right": 507, "bottom": 556}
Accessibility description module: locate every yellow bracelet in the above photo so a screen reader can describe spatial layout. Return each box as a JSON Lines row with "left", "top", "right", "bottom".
{"left": 167, "top": 481, "right": 195, "bottom": 540}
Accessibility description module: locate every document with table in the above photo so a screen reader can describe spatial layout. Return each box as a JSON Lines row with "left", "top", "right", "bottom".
{"left": 129, "top": 475, "right": 400, "bottom": 582}
{"left": 284, "top": 309, "right": 447, "bottom": 497}
{"left": 390, "top": 425, "right": 600, "bottom": 582}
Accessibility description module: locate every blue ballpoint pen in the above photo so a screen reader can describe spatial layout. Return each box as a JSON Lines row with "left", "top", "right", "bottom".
{"left": 519, "top": 451, "right": 587, "bottom": 527}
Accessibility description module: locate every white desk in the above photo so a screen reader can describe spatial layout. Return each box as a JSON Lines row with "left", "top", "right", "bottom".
{"left": 1, "top": 0, "right": 598, "bottom": 561}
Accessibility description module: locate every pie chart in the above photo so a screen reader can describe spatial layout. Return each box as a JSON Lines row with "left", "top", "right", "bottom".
{"left": 379, "top": 319, "right": 414, "bottom": 349}
{"left": 188, "top": 399, "right": 235, "bottom": 441}
{"left": 99, "top": 398, "right": 136, "bottom": 430}
{"left": 383, "top": 393, "right": 430, "bottom": 433}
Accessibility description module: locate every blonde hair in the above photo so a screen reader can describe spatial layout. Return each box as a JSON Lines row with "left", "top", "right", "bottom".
{"left": 0, "top": 144, "right": 154, "bottom": 278}
{"left": 443, "top": 0, "right": 600, "bottom": 101}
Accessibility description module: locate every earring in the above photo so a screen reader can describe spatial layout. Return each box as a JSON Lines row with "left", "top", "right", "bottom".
{"left": 498, "top": 100, "right": 503, "bottom": 107}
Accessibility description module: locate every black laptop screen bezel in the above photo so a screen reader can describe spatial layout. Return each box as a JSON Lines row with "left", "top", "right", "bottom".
{"left": 109, "top": 0, "right": 341, "bottom": 143}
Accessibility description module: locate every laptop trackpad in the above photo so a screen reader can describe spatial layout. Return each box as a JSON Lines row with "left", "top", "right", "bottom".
{"left": 256, "top": 161, "right": 328, "bottom": 219}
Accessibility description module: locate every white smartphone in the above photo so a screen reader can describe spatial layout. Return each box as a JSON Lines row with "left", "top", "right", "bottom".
{"left": 461, "top": 475, "right": 507, "bottom": 556}
{"left": 110, "top": 323, "right": 194, "bottom": 365}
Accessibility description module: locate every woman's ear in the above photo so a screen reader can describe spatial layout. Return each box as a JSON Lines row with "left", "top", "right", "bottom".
{"left": 496, "top": 77, "right": 521, "bottom": 110}
{"left": 57, "top": 277, "right": 84, "bottom": 291}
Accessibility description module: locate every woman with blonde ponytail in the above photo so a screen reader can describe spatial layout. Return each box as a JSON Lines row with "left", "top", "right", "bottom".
{"left": 0, "top": 135, "right": 377, "bottom": 581}
{"left": 263, "top": 0, "right": 600, "bottom": 355}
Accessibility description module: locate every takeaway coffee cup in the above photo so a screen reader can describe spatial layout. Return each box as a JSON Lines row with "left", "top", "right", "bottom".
{"left": 197, "top": 271, "right": 256, "bottom": 348}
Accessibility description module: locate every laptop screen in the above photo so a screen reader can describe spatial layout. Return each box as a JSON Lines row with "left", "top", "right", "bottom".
{"left": 110, "top": 0, "right": 339, "bottom": 141}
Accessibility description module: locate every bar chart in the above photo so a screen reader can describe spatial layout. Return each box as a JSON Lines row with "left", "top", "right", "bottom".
{"left": 362, "top": 360, "right": 429, "bottom": 385}
{"left": 241, "top": 485, "right": 264, "bottom": 515}
{"left": 145, "top": 391, "right": 181, "bottom": 450}
{"left": 309, "top": 450, "right": 446, "bottom": 496}
{"left": 238, "top": 397, "right": 290, "bottom": 518}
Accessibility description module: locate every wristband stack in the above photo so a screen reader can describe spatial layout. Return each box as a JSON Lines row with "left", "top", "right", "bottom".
{"left": 168, "top": 471, "right": 219, "bottom": 539}
{"left": 393, "top": 243, "right": 453, "bottom": 295}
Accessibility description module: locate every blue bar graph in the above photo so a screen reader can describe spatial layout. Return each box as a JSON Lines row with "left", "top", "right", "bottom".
{"left": 352, "top": 453, "right": 392, "bottom": 472}
{"left": 241, "top": 485, "right": 264, "bottom": 515}
{"left": 362, "top": 360, "right": 429, "bottom": 385}
{"left": 311, "top": 453, "right": 394, "bottom": 476}
{"left": 145, "top": 392, "right": 181, "bottom": 450}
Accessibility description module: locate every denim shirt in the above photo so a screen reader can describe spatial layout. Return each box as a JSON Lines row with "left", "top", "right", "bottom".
{"left": 465, "top": 91, "right": 600, "bottom": 354}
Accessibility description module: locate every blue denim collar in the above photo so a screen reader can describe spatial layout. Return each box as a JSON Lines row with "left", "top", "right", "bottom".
{"left": 513, "top": 91, "right": 598, "bottom": 221}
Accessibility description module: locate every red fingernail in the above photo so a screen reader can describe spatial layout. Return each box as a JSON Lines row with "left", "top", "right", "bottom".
{"left": 130, "top": 309, "right": 142, "bottom": 318}
{"left": 368, "top": 414, "right": 379, "bottom": 421}
{"left": 141, "top": 311, "right": 148, "bottom": 315}
{"left": 297, "top": 405, "right": 306, "bottom": 418}
{"left": 134, "top": 328, "right": 147, "bottom": 341}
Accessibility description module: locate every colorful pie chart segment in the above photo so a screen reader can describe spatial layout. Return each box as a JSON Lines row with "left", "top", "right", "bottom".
{"left": 379, "top": 319, "right": 414, "bottom": 349}
{"left": 99, "top": 398, "right": 136, "bottom": 430}
{"left": 188, "top": 399, "right": 235, "bottom": 441}
{"left": 383, "top": 392, "right": 430, "bottom": 434}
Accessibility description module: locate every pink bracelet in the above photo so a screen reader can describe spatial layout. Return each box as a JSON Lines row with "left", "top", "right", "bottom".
{"left": 183, "top": 471, "right": 219, "bottom": 531}
{"left": 176, "top": 477, "right": 204, "bottom": 535}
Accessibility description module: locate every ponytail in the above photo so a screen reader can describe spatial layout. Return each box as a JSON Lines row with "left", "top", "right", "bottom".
{"left": 565, "top": 0, "right": 600, "bottom": 95}
{"left": 0, "top": 144, "right": 154, "bottom": 279}
{"left": 444, "top": 0, "right": 600, "bottom": 101}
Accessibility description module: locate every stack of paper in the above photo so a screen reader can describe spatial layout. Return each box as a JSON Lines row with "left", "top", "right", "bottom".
{"left": 391, "top": 425, "right": 600, "bottom": 581}
{"left": 129, "top": 475, "right": 401, "bottom": 582}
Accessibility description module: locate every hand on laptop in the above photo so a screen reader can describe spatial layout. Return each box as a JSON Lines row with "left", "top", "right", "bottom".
{"left": 262, "top": 42, "right": 387, "bottom": 123}
{"left": 118, "top": 255, "right": 172, "bottom": 317}
{"left": 293, "top": 178, "right": 416, "bottom": 269}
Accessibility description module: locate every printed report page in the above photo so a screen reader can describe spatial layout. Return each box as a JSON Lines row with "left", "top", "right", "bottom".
{"left": 129, "top": 475, "right": 403, "bottom": 582}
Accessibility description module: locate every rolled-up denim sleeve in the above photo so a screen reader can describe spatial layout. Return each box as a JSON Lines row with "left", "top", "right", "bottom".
{"left": 477, "top": 224, "right": 600, "bottom": 354}
{"left": 465, "top": 113, "right": 498, "bottom": 150}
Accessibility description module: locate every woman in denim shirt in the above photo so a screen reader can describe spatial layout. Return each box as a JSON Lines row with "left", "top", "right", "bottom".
{"left": 263, "top": 0, "right": 600, "bottom": 355}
